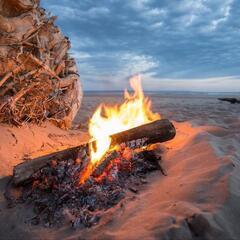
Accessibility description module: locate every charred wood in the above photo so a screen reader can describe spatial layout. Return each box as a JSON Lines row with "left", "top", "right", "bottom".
{"left": 92, "top": 151, "right": 118, "bottom": 178}
{"left": 13, "top": 119, "right": 176, "bottom": 185}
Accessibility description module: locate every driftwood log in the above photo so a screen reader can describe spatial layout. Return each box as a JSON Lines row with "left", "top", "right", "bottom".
{"left": 13, "top": 119, "right": 176, "bottom": 185}
{"left": 0, "top": 0, "right": 82, "bottom": 128}
{"left": 218, "top": 98, "right": 240, "bottom": 104}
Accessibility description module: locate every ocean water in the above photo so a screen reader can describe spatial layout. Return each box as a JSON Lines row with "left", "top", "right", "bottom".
{"left": 75, "top": 91, "right": 240, "bottom": 127}
{"left": 84, "top": 90, "right": 240, "bottom": 97}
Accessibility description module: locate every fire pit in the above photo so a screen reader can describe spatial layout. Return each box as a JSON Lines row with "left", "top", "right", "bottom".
{"left": 6, "top": 76, "right": 176, "bottom": 229}
{"left": 14, "top": 144, "right": 164, "bottom": 228}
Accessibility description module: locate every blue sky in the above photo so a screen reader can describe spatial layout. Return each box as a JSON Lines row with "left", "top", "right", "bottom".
{"left": 41, "top": 0, "right": 240, "bottom": 92}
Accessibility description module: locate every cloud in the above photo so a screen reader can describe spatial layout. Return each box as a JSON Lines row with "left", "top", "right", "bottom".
{"left": 160, "top": 0, "right": 234, "bottom": 32}
{"left": 203, "top": 0, "right": 233, "bottom": 32}
{"left": 176, "top": 0, "right": 210, "bottom": 13}
{"left": 70, "top": 35, "right": 95, "bottom": 49}
{"left": 119, "top": 53, "right": 159, "bottom": 75}
{"left": 86, "top": 7, "right": 110, "bottom": 18}
{"left": 142, "top": 75, "right": 240, "bottom": 92}
{"left": 142, "top": 8, "right": 167, "bottom": 19}
{"left": 75, "top": 52, "right": 159, "bottom": 89}
{"left": 41, "top": 0, "right": 240, "bottom": 91}
{"left": 127, "top": 1, "right": 167, "bottom": 24}
{"left": 128, "top": 0, "right": 152, "bottom": 11}
{"left": 149, "top": 21, "right": 164, "bottom": 30}
{"left": 70, "top": 50, "right": 92, "bottom": 61}
{"left": 46, "top": 5, "right": 110, "bottom": 21}
{"left": 46, "top": 6, "right": 78, "bottom": 20}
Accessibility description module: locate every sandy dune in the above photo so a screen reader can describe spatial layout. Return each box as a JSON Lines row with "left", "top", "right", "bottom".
{"left": 0, "top": 94, "right": 239, "bottom": 239}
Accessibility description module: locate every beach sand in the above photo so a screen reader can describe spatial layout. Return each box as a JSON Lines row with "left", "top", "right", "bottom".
{"left": 0, "top": 93, "right": 239, "bottom": 239}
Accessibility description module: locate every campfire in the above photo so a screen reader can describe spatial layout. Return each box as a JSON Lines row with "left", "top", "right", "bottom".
{"left": 7, "top": 76, "right": 176, "bottom": 228}
{"left": 80, "top": 75, "right": 161, "bottom": 183}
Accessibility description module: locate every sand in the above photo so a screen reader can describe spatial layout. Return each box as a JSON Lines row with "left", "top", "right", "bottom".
{"left": 0, "top": 93, "right": 239, "bottom": 240}
{"left": 0, "top": 122, "right": 88, "bottom": 177}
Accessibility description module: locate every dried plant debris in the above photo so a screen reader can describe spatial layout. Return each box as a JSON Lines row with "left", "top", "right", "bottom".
{"left": 8, "top": 145, "right": 164, "bottom": 229}
{"left": 0, "top": 0, "right": 82, "bottom": 128}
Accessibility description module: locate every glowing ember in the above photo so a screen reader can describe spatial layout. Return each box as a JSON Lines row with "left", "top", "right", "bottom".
{"left": 80, "top": 75, "right": 160, "bottom": 183}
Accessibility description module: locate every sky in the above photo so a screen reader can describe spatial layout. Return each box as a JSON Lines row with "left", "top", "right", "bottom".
{"left": 41, "top": 0, "right": 240, "bottom": 92}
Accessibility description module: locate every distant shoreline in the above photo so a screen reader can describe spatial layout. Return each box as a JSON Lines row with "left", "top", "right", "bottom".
{"left": 83, "top": 90, "right": 240, "bottom": 97}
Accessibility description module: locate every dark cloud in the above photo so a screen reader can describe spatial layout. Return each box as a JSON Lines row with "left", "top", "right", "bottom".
{"left": 41, "top": 0, "right": 240, "bottom": 91}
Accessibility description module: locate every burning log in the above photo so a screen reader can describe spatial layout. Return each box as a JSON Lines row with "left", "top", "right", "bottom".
{"left": 92, "top": 151, "right": 119, "bottom": 178}
{"left": 13, "top": 119, "right": 176, "bottom": 185}
{"left": 111, "top": 119, "right": 176, "bottom": 146}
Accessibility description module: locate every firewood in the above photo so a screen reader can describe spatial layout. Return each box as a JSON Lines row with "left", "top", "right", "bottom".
{"left": 111, "top": 119, "right": 176, "bottom": 146}
{"left": 12, "top": 119, "right": 176, "bottom": 185}
{"left": 92, "top": 151, "right": 119, "bottom": 178}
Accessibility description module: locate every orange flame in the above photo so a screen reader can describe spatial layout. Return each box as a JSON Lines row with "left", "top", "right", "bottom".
{"left": 80, "top": 75, "right": 160, "bottom": 183}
